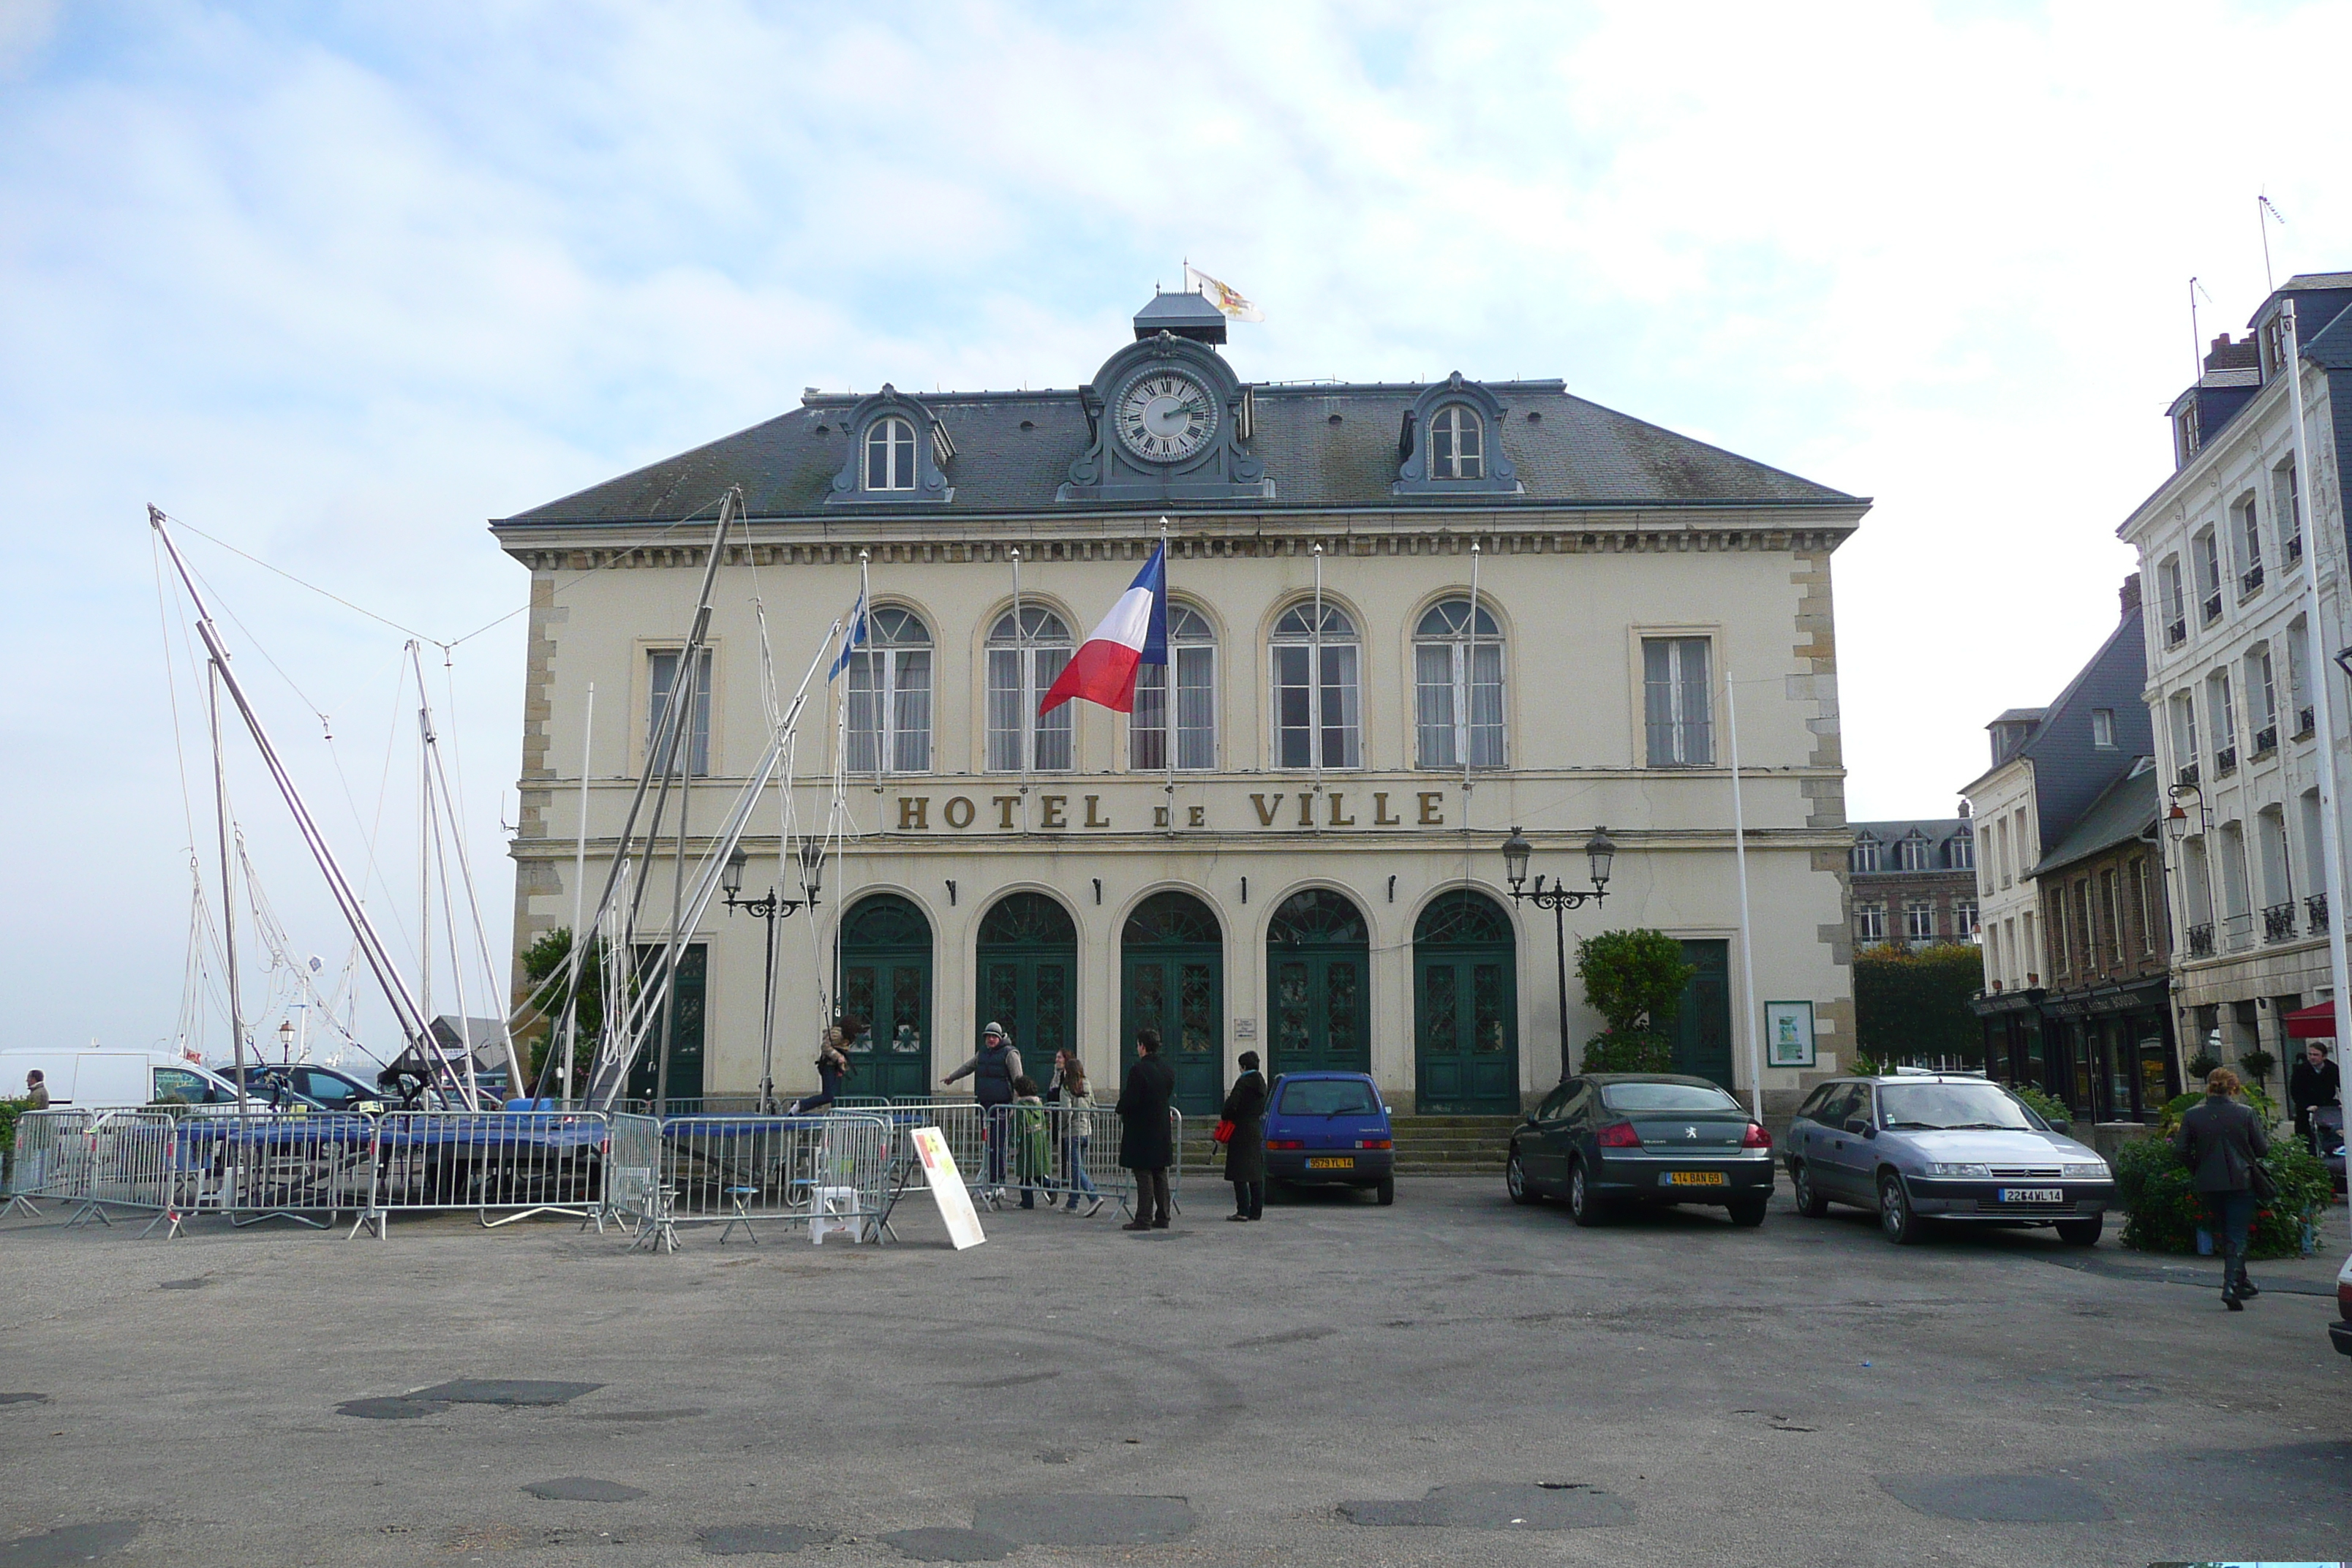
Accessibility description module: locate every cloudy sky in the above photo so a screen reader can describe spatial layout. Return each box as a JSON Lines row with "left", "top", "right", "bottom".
{"left": 4, "top": 1, "right": 2348, "bottom": 1058}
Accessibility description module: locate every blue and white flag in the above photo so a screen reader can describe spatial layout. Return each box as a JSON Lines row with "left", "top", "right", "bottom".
{"left": 827, "top": 592, "right": 870, "bottom": 682}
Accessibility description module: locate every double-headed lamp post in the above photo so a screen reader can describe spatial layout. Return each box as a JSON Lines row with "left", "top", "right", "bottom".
{"left": 721, "top": 840, "right": 826, "bottom": 1112}
{"left": 1500, "top": 824, "right": 1616, "bottom": 1083}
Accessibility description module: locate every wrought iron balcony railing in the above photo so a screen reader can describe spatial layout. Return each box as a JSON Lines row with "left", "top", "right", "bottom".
{"left": 2241, "top": 564, "right": 2265, "bottom": 596}
{"left": 2176, "top": 761, "right": 2200, "bottom": 788}
{"left": 2307, "top": 893, "right": 2329, "bottom": 934}
{"left": 2166, "top": 618, "right": 2188, "bottom": 649}
{"left": 2264, "top": 902, "right": 2299, "bottom": 942}
{"left": 2201, "top": 591, "right": 2223, "bottom": 624}
{"left": 2252, "top": 725, "right": 2278, "bottom": 758}
{"left": 2185, "top": 921, "right": 2215, "bottom": 957}
{"left": 2215, "top": 746, "right": 2238, "bottom": 776}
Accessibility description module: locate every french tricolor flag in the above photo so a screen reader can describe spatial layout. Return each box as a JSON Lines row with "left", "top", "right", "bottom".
{"left": 1039, "top": 542, "right": 1168, "bottom": 715}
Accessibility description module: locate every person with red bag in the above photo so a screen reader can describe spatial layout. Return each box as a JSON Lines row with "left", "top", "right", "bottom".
{"left": 1221, "top": 1050, "right": 1269, "bottom": 1221}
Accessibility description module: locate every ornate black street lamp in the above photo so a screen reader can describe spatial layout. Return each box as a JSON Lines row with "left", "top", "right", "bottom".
{"left": 722, "top": 840, "right": 826, "bottom": 1111}
{"left": 1501, "top": 824, "right": 1616, "bottom": 1082}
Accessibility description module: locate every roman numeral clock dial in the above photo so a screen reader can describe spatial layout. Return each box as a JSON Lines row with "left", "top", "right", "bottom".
{"left": 1115, "top": 369, "right": 1218, "bottom": 464}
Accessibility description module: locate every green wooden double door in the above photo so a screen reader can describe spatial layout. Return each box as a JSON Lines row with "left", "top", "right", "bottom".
{"left": 1267, "top": 889, "right": 1371, "bottom": 1083}
{"left": 1412, "top": 891, "right": 1520, "bottom": 1115}
{"left": 1120, "top": 892, "right": 1224, "bottom": 1116}
{"left": 839, "top": 895, "right": 934, "bottom": 1101}
{"left": 976, "top": 893, "right": 1077, "bottom": 1085}
{"left": 626, "top": 943, "right": 706, "bottom": 1109}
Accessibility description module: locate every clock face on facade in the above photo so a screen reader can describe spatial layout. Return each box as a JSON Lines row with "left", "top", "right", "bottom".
{"left": 1115, "top": 369, "right": 1219, "bottom": 463}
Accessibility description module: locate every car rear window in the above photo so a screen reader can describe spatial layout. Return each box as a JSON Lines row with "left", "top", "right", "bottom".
{"left": 1600, "top": 1082, "right": 1742, "bottom": 1113}
{"left": 1279, "top": 1080, "right": 1380, "bottom": 1117}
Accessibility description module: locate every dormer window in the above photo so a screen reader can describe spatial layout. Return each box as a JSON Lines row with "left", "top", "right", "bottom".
{"left": 1429, "top": 406, "right": 1484, "bottom": 480}
{"left": 866, "top": 417, "right": 917, "bottom": 491}
{"left": 828, "top": 386, "right": 954, "bottom": 506}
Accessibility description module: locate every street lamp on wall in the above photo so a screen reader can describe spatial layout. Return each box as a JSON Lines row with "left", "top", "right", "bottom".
{"left": 1501, "top": 825, "right": 1617, "bottom": 1083}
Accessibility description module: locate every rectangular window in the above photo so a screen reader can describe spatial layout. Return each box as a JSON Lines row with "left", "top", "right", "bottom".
{"left": 1954, "top": 899, "right": 1979, "bottom": 939}
{"left": 2130, "top": 857, "right": 2152, "bottom": 955}
{"left": 1642, "top": 636, "right": 1713, "bottom": 766}
{"left": 2249, "top": 646, "right": 2278, "bottom": 745}
{"left": 2101, "top": 870, "right": 2122, "bottom": 965}
{"left": 2208, "top": 668, "right": 2236, "bottom": 756}
{"left": 1131, "top": 645, "right": 1217, "bottom": 771}
{"left": 2022, "top": 910, "right": 2038, "bottom": 983}
{"left": 647, "top": 648, "right": 712, "bottom": 777}
{"left": 2234, "top": 492, "right": 2264, "bottom": 595}
{"left": 2092, "top": 708, "right": 2115, "bottom": 749}
{"left": 2171, "top": 690, "right": 2198, "bottom": 776}
{"left": 846, "top": 647, "right": 932, "bottom": 774}
{"left": 1950, "top": 832, "right": 1974, "bottom": 870}
{"left": 1997, "top": 817, "right": 2013, "bottom": 888}
{"left": 2158, "top": 557, "right": 2187, "bottom": 645}
{"left": 1271, "top": 643, "right": 1360, "bottom": 769}
{"left": 2193, "top": 529, "right": 2223, "bottom": 623}
{"left": 2276, "top": 459, "right": 2302, "bottom": 560}
{"left": 987, "top": 647, "right": 1073, "bottom": 773}
{"left": 1415, "top": 641, "right": 1504, "bottom": 769}
{"left": 1853, "top": 903, "right": 1885, "bottom": 944}
{"left": 1897, "top": 837, "right": 1929, "bottom": 872}
{"left": 1903, "top": 900, "right": 1934, "bottom": 942}
{"left": 2288, "top": 619, "right": 2313, "bottom": 734}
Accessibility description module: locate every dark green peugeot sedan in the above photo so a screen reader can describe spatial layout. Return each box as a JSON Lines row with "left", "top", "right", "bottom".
{"left": 1506, "top": 1073, "right": 1775, "bottom": 1227}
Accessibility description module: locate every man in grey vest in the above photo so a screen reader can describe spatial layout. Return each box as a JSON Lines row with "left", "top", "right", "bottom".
{"left": 946, "top": 1023, "right": 1022, "bottom": 1199}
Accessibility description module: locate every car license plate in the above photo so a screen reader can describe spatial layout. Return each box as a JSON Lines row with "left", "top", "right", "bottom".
{"left": 1665, "top": 1170, "right": 1727, "bottom": 1187}
{"left": 1305, "top": 1156, "right": 1354, "bottom": 1170}
{"left": 1997, "top": 1187, "right": 2065, "bottom": 1204}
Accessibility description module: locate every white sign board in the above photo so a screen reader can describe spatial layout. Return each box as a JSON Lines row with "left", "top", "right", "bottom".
{"left": 912, "top": 1126, "right": 987, "bottom": 1251}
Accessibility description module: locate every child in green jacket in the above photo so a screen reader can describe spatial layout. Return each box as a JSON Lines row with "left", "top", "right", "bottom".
{"left": 1010, "top": 1076, "right": 1052, "bottom": 1210}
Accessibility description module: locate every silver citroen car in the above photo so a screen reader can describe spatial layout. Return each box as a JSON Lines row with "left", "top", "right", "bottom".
{"left": 1784, "top": 1071, "right": 2116, "bottom": 1245}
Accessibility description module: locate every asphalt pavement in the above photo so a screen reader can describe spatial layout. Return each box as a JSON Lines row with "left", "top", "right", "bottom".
{"left": 1, "top": 1179, "right": 2348, "bottom": 1567}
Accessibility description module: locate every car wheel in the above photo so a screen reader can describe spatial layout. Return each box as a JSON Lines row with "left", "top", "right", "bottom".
{"left": 1376, "top": 1176, "right": 1395, "bottom": 1207}
{"left": 1507, "top": 1149, "right": 1537, "bottom": 1206}
{"left": 1569, "top": 1161, "right": 1608, "bottom": 1226}
{"left": 1727, "top": 1197, "right": 1767, "bottom": 1228}
{"left": 2054, "top": 1215, "right": 2103, "bottom": 1248}
{"left": 1877, "top": 1170, "right": 1923, "bottom": 1245}
{"left": 1792, "top": 1161, "right": 1829, "bottom": 1218}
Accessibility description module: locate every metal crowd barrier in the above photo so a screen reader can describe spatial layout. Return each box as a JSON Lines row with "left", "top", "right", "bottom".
{"left": 3, "top": 1109, "right": 92, "bottom": 1215}
{"left": 870, "top": 1102, "right": 1182, "bottom": 1220}
{"left": 360, "top": 1109, "right": 609, "bottom": 1235}
{"left": 648, "top": 1113, "right": 892, "bottom": 1244}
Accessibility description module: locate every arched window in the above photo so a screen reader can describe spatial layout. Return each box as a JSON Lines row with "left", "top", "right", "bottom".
{"left": 1429, "top": 405, "right": 1483, "bottom": 480}
{"left": 1414, "top": 598, "right": 1503, "bottom": 768}
{"left": 865, "top": 416, "right": 916, "bottom": 491}
{"left": 1131, "top": 603, "right": 1216, "bottom": 771}
{"left": 845, "top": 606, "right": 931, "bottom": 774}
{"left": 987, "top": 606, "right": 1074, "bottom": 772}
{"left": 1270, "top": 601, "right": 1360, "bottom": 769}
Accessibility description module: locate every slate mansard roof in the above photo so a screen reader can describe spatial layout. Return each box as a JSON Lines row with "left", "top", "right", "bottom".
{"left": 495, "top": 378, "right": 1860, "bottom": 528}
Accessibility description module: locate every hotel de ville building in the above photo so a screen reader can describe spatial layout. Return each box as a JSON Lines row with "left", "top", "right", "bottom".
{"left": 491, "top": 290, "right": 1870, "bottom": 1118}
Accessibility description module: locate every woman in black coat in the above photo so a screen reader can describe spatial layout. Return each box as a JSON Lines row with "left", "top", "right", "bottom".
{"left": 1221, "top": 1050, "right": 1269, "bottom": 1221}
{"left": 1117, "top": 1028, "right": 1177, "bottom": 1231}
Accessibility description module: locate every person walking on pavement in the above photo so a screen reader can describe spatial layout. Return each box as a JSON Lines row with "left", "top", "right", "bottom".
{"left": 1221, "top": 1050, "right": 1268, "bottom": 1221}
{"left": 946, "top": 1023, "right": 1021, "bottom": 1199}
{"left": 2174, "top": 1066, "right": 2271, "bottom": 1310}
{"left": 1058, "top": 1056, "right": 1105, "bottom": 1216}
{"left": 2289, "top": 1041, "right": 2340, "bottom": 1152}
{"left": 1117, "top": 1027, "right": 1176, "bottom": 1231}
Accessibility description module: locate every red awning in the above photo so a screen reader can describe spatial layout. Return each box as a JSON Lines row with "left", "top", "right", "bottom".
{"left": 2285, "top": 1001, "right": 2339, "bottom": 1040}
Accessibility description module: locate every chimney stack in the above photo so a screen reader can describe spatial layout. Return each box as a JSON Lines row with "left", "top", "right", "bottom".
{"left": 2119, "top": 572, "right": 2142, "bottom": 619}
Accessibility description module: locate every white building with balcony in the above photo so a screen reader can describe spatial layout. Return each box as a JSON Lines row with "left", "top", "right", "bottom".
{"left": 2120, "top": 273, "right": 2352, "bottom": 1075}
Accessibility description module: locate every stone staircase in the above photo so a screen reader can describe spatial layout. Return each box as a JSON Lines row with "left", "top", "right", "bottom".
{"left": 1180, "top": 1115, "right": 1520, "bottom": 1177}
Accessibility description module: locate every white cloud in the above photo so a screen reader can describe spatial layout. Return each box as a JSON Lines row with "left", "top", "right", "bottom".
{"left": 2, "top": 0, "right": 2348, "bottom": 1050}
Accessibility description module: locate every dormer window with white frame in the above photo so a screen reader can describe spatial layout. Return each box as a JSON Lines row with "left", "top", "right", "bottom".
{"left": 865, "top": 417, "right": 917, "bottom": 491}
{"left": 1850, "top": 835, "right": 1880, "bottom": 874}
{"left": 1428, "top": 406, "right": 1484, "bottom": 480}
{"left": 1896, "top": 833, "right": 1930, "bottom": 872}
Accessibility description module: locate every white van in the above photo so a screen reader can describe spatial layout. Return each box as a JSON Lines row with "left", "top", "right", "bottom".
{"left": 2, "top": 1049, "right": 246, "bottom": 1109}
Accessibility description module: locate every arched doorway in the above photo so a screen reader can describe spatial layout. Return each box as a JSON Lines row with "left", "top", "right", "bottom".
{"left": 976, "top": 892, "right": 1077, "bottom": 1075}
{"left": 1267, "top": 889, "right": 1370, "bottom": 1079}
{"left": 1413, "top": 891, "right": 1518, "bottom": 1114}
{"left": 838, "top": 895, "right": 932, "bottom": 1101}
{"left": 1120, "top": 892, "right": 1223, "bottom": 1115}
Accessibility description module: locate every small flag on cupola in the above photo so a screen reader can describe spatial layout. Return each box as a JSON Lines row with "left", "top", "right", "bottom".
{"left": 1185, "top": 265, "right": 1264, "bottom": 323}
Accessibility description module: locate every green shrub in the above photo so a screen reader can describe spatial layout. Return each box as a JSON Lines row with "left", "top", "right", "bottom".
{"left": 2010, "top": 1085, "right": 2071, "bottom": 1126}
{"left": 2185, "top": 1047, "right": 2220, "bottom": 1079}
{"left": 1852, "top": 942, "right": 1984, "bottom": 1064}
{"left": 1580, "top": 1032, "right": 1675, "bottom": 1074}
{"left": 2114, "top": 1126, "right": 2332, "bottom": 1259}
{"left": 1576, "top": 930, "right": 1697, "bottom": 1036}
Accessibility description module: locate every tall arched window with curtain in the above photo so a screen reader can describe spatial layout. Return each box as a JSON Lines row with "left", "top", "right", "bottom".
{"left": 1413, "top": 598, "right": 1503, "bottom": 768}
{"left": 1130, "top": 603, "right": 1216, "bottom": 770}
{"left": 987, "top": 606, "right": 1073, "bottom": 772}
{"left": 1428, "top": 404, "right": 1484, "bottom": 480}
{"left": 1269, "top": 601, "right": 1359, "bottom": 769}
{"left": 844, "top": 606, "right": 931, "bottom": 774}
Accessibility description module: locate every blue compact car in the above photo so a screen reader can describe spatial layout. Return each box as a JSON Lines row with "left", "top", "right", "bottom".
{"left": 1262, "top": 1071, "right": 1395, "bottom": 1205}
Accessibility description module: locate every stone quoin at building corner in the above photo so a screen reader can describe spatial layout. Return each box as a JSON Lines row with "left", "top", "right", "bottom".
{"left": 491, "top": 289, "right": 1871, "bottom": 1117}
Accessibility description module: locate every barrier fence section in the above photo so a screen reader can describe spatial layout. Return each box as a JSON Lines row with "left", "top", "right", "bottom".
{"left": 365, "top": 1109, "right": 609, "bottom": 1232}
{"left": 871, "top": 1103, "right": 1183, "bottom": 1218}
{"left": 650, "top": 1114, "right": 892, "bottom": 1243}
{"left": 4, "top": 1110, "right": 93, "bottom": 1214}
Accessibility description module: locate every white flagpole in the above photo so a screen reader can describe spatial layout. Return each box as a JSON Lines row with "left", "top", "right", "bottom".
{"left": 1311, "top": 543, "right": 1324, "bottom": 822}
{"left": 560, "top": 681, "right": 593, "bottom": 1103}
{"left": 2280, "top": 299, "right": 2352, "bottom": 1238}
{"left": 1012, "top": 546, "right": 1030, "bottom": 819}
{"left": 1725, "top": 655, "right": 1763, "bottom": 1120}
{"left": 1161, "top": 521, "right": 1177, "bottom": 829}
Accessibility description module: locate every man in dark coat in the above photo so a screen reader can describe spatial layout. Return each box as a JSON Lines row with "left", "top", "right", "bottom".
{"left": 1117, "top": 1028, "right": 1177, "bottom": 1231}
{"left": 1221, "top": 1050, "right": 1268, "bottom": 1221}
{"left": 2174, "top": 1066, "right": 2271, "bottom": 1309}
{"left": 946, "top": 1023, "right": 1021, "bottom": 1197}
{"left": 2289, "top": 1041, "right": 2340, "bottom": 1150}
